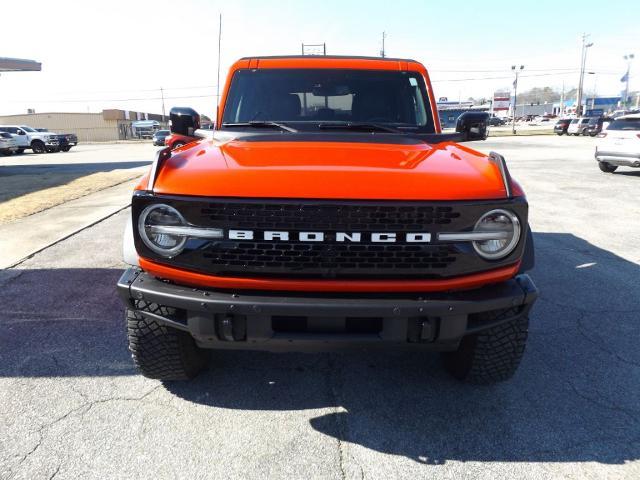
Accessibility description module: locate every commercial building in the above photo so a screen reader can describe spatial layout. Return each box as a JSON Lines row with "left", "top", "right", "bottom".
{"left": 0, "top": 110, "right": 167, "bottom": 142}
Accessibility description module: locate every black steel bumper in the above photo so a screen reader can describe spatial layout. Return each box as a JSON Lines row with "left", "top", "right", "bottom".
{"left": 117, "top": 268, "right": 538, "bottom": 352}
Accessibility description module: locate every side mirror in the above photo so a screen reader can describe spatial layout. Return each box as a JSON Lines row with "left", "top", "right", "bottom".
{"left": 455, "top": 111, "right": 489, "bottom": 141}
{"left": 169, "top": 107, "right": 201, "bottom": 136}
{"left": 17, "top": 130, "right": 26, "bottom": 135}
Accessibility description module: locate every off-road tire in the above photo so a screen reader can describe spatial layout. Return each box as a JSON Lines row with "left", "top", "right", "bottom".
{"left": 31, "top": 140, "right": 45, "bottom": 154}
{"left": 442, "top": 314, "right": 529, "bottom": 384}
{"left": 598, "top": 161, "right": 618, "bottom": 173}
{"left": 126, "top": 308, "right": 208, "bottom": 380}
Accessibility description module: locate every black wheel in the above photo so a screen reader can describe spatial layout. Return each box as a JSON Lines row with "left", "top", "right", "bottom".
{"left": 172, "top": 141, "right": 185, "bottom": 149}
{"left": 1, "top": 150, "right": 12, "bottom": 156}
{"left": 60, "top": 146, "right": 72, "bottom": 152}
{"left": 556, "top": 132, "right": 563, "bottom": 136}
{"left": 31, "top": 140, "right": 45, "bottom": 154}
{"left": 442, "top": 313, "right": 528, "bottom": 384}
{"left": 598, "top": 161, "right": 618, "bottom": 173}
{"left": 45, "top": 147, "right": 59, "bottom": 153}
{"left": 126, "top": 308, "right": 208, "bottom": 380}
{"left": 16, "top": 148, "right": 25, "bottom": 155}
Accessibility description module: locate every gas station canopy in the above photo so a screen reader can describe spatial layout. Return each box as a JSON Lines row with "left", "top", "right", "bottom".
{"left": 0, "top": 57, "right": 42, "bottom": 72}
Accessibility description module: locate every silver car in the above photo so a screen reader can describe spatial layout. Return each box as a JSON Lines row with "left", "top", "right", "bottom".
{"left": 0, "top": 132, "right": 18, "bottom": 155}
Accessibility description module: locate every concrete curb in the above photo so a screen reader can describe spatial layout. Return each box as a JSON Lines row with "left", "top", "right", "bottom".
{"left": 1, "top": 181, "right": 135, "bottom": 269}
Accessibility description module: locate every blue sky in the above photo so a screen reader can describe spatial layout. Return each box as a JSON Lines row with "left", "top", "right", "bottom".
{"left": 1, "top": 0, "right": 638, "bottom": 117}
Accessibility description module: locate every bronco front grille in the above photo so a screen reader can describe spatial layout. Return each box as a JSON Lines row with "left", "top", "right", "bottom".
{"left": 132, "top": 195, "right": 528, "bottom": 280}
{"left": 199, "top": 203, "right": 461, "bottom": 230}
{"left": 201, "top": 242, "right": 458, "bottom": 275}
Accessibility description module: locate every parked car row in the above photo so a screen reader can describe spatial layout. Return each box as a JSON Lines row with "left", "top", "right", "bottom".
{"left": 554, "top": 116, "right": 613, "bottom": 137}
{"left": 0, "top": 125, "right": 78, "bottom": 155}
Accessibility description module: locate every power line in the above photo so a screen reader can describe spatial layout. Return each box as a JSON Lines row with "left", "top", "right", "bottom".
{"left": 6, "top": 94, "right": 220, "bottom": 104}
{"left": 430, "top": 70, "right": 619, "bottom": 83}
{"left": 30, "top": 84, "right": 218, "bottom": 96}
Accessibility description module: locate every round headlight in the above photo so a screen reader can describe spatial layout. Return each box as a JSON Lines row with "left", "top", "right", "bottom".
{"left": 472, "top": 209, "right": 521, "bottom": 260}
{"left": 138, "top": 204, "right": 187, "bottom": 257}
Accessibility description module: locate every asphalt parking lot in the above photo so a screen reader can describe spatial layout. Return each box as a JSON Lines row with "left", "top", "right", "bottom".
{"left": 2, "top": 136, "right": 639, "bottom": 479}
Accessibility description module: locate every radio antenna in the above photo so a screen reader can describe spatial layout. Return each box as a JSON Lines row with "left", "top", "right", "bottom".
{"left": 216, "top": 13, "right": 222, "bottom": 125}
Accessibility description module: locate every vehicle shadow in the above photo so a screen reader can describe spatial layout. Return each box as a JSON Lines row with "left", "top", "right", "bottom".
{"left": 0, "top": 267, "right": 137, "bottom": 377}
{"left": 0, "top": 161, "right": 150, "bottom": 203}
{"left": 1, "top": 232, "right": 639, "bottom": 465}
{"left": 164, "top": 231, "right": 640, "bottom": 465}
{"left": 614, "top": 169, "right": 640, "bottom": 177}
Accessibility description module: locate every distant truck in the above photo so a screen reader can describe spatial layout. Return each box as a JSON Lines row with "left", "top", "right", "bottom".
{"left": 0, "top": 125, "right": 59, "bottom": 154}
{"left": 132, "top": 120, "right": 161, "bottom": 139}
{"left": 35, "top": 128, "right": 78, "bottom": 152}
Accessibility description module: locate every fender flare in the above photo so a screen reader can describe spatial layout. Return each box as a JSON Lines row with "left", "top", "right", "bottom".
{"left": 123, "top": 210, "right": 139, "bottom": 266}
{"left": 518, "top": 224, "right": 535, "bottom": 273}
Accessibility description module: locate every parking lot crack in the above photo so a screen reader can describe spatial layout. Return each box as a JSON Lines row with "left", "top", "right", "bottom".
{"left": 13, "top": 384, "right": 161, "bottom": 476}
{"left": 325, "top": 354, "right": 365, "bottom": 480}
{"left": 48, "top": 464, "right": 61, "bottom": 480}
{"left": 575, "top": 312, "right": 640, "bottom": 368}
{"left": 567, "top": 379, "right": 640, "bottom": 422}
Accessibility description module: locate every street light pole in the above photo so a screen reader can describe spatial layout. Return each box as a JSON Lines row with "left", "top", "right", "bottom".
{"left": 576, "top": 33, "right": 593, "bottom": 117}
{"left": 160, "top": 87, "right": 165, "bottom": 123}
{"left": 623, "top": 53, "right": 634, "bottom": 107}
{"left": 511, "top": 65, "right": 524, "bottom": 134}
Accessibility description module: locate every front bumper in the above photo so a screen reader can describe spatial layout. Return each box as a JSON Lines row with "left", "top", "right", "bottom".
{"left": 596, "top": 150, "right": 640, "bottom": 167}
{"left": 117, "top": 268, "right": 538, "bottom": 352}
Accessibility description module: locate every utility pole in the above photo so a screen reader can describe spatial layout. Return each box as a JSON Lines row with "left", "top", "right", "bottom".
{"left": 380, "top": 32, "right": 386, "bottom": 58}
{"left": 576, "top": 33, "right": 593, "bottom": 117}
{"left": 623, "top": 53, "right": 634, "bottom": 107}
{"left": 511, "top": 65, "right": 524, "bottom": 134}
{"left": 160, "top": 87, "right": 166, "bottom": 123}
{"left": 560, "top": 80, "right": 565, "bottom": 117}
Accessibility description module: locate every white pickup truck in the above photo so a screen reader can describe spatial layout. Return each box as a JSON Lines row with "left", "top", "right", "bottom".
{"left": 0, "top": 125, "right": 59, "bottom": 154}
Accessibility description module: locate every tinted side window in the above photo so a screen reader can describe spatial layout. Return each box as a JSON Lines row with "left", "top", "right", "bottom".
{"left": 608, "top": 119, "right": 640, "bottom": 130}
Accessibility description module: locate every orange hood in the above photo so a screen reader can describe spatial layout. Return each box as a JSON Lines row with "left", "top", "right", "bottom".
{"left": 152, "top": 137, "right": 509, "bottom": 201}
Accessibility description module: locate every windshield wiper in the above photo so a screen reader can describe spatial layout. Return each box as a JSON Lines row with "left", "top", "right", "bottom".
{"left": 317, "top": 122, "right": 403, "bottom": 133}
{"left": 222, "top": 121, "right": 298, "bottom": 133}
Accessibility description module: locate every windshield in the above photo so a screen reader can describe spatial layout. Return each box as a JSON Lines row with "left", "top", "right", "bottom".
{"left": 156, "top": 130, "right": 170, "bottom": 135}
{"left": 222, "top": 69, "right": 435, "bottom": 133}
{"left": 21, "top": 126, "right": 36, "bottom": 132}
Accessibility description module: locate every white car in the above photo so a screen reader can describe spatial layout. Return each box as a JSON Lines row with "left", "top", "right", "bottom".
{"left": 567, "top": 117, "right": 590, "bottom": 136}
{"left": 0, "top": 125, "right": 59, "bottom": 154}
{"left": 595, "top": 114, "right": 640, "bottom": 173}
{"left": 0, "top": 132, "right": 19, "bottom": 155}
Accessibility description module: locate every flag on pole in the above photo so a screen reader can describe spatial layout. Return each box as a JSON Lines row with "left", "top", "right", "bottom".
{"left": 621, "top": 69, "right": 629, "bottom": 83}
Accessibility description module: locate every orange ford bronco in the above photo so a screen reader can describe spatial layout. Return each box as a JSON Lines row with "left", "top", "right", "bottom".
{"left": 117, "top": 56, "right": 537, "bottom": 383}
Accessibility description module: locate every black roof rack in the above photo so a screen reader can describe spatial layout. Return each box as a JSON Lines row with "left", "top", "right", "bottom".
{"left": 239, "top": 55, "right": 417, "bottom": 62}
